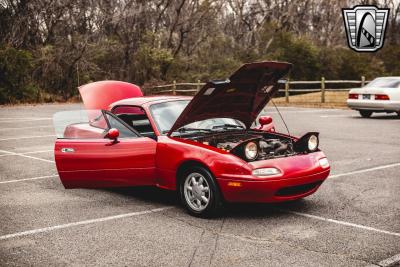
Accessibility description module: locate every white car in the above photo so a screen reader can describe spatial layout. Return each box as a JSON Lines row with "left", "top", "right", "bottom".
{"left": 347, "top": 77, "right": 400, "bottom": 118}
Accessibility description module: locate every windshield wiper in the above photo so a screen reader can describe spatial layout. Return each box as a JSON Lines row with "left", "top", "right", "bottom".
{"left": 212, "top": 124, "right": 245, "bottom": 130}
{"left": 162, "top": 127, "right": 212, "bottom": 134}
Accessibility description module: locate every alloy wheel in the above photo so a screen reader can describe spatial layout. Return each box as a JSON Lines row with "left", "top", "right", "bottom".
{"left": 183, "top": 172, "right": 211, "bottom": 212}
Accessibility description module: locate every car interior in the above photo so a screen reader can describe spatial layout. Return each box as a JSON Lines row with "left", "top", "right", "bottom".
{"left": 112, "top": 106, "right": 157, "bottom": 140}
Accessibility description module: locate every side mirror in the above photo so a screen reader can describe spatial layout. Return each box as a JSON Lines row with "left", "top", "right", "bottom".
{"left": 106, "top": 128, "right": 119, "bottom": 140}
{"left": 258, "top": 116, "right": 273, "bottom": 126}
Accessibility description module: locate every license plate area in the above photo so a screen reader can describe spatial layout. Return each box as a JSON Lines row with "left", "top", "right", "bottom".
{"left": 363, "top": 94, "right": 371, "bottom": 100}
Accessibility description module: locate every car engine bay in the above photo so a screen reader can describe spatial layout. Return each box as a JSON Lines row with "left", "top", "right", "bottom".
{"left": 187, "top": 130, "right": 297, "bottom": 161}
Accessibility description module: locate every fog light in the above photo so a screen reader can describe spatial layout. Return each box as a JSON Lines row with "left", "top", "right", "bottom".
{"left": 252, "top": 168, "right": 281, "bottom": 177}
{"left": 319, "top": 158, "right": 330, "bottom": 168}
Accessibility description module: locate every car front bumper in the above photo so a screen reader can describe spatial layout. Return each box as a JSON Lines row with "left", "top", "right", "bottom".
{"left": 216, "top": 152, "right": 330, "bottom": 203}
{"left": 347, "top": 99, "right": 400, "bottom": 112}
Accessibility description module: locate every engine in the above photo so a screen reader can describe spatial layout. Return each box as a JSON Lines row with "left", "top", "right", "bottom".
{"left": 190, "top": 131, "right": 296, "bottom": 161}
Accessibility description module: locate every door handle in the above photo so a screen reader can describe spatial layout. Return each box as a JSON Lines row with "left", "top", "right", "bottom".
{"left": 61, "top": 148, "right": 75, "bottom": 153}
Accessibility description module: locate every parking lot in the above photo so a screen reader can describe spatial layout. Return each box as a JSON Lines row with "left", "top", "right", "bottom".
{"left": 0, "top": 103, "right": 399, "bottom": 266}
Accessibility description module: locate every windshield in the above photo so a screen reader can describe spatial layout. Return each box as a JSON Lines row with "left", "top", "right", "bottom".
{"left": 365, "top": 78, "right": 400, "bottom": 88}
{"left": 149, "top": 100, "right": 244, "bottom": 134}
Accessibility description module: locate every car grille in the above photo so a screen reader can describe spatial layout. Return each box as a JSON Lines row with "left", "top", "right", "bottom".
{"left": 275, "top": 181, "right": 323, "bottom": 197}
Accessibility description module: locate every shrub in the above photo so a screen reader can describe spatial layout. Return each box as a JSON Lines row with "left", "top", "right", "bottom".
{"left": 0, "top": 46, "right": 39, "bottom": 104}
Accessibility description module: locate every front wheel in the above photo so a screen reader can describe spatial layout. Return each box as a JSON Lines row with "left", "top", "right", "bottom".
{"left": 179, "top": 166, "right": 222, "bottom": 218}
{"left": 359, "top": 110, "right": 372, "bottom": 118}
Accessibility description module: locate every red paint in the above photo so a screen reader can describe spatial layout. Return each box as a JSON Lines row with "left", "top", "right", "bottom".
{"left": 258, "top": 116, "right": 273, "bottom": 125}
{"left": 64, "top": 124, "right": 105, "bottom": 139}
{"left": 79, "top": 81, "right": 143, "bottom": 110}
{"left": 55, "top": 126, "right": 330, "bottom": 202}
{"left": 54, "top": 61, "right": 330, "bottom": 204}
{"left": 55, "top": 137, "right": 156, "bottom": 188}
{"left": 256, "top": 115, "right": 275, "bottom": 132}
{"left": 154, "top": 136, "right": 329, "bottom": 203}
{"left": 106, "top": 128, "right": 119, "bottom": 139}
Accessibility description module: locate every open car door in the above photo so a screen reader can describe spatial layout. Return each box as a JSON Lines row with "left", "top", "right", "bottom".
{"left": 53, "top": 110, "right": 156, "bottom": 189}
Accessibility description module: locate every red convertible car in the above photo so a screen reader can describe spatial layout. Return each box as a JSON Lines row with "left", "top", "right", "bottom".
{"left": 54, "top": 61, "right": 330, "bottom": 217}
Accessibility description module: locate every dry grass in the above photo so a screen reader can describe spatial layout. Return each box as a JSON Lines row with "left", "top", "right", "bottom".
{"left": 272, "top": 91, "right": 350, "bottom": 109}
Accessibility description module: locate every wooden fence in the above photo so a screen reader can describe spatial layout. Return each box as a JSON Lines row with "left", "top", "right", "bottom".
{"left": 145, "top": 76, "right": 369, "bottom": 103}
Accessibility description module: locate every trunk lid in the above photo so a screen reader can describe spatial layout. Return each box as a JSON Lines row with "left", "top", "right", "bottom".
{"left": 78, "top": 81, "right": 143, "bottom": 110}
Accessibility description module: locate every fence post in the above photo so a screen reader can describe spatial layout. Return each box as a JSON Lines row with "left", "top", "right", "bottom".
{"left": 172, "top": 80, "right": 176, "bottom": 95}
{"left": 321, "top": 77, "right": 325, "bottom": 103}
{"left": 197, "top": 80, "right": 201, "bottom": 91}
{"left": 361, "top": 76, "right": 365, "bottom": 87}
{"left": 285, "top": 79, "right": 289, "bottom": 103}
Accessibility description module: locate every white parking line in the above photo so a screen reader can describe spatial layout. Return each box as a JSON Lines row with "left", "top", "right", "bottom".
{"left": 0, "top": 125, "right": 53, "bottom": 131}
{"left": 22, "top": 150, "right": 53, "bottom": 154}
{"left": 277, "top": 162, "right": 400, "bottom": 238}
{"left": 0, "top": 207, "right": 172, "bottom": 240}
{"left": 0, "top": 134, "right": 55, "bottom": 141}
{"left": 265, "top": 109, "right": 339, "bottom": 114}
{"left": 0, "top": 149, "right": 54, "bottom": 163}
{"left": 0, "top": 117, "right": 52, "bottom": 122}
{"left": 0, "top": 150, "right": 53, "bottom": 157}
{"left": 320, "top": 115, "right": 356, "bottom": 118}
{"left": 329, "top": 162, "right": 400, "bottom": 179}
{"left": 0, "top": 158, "right": 398, "bottom": 244}
{"left": 377, "top": 253, "right": 400, "bottom": 267}
{"left": 283, "top": 210, "right": 400, "bottom": 238}
{"left": 0, "top": 174, "right": 58, "bottom": 184}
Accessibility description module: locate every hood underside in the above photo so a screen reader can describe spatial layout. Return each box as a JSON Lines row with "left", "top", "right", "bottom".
{"left": 168, "top": 61, "right": 292, "bottom": 135}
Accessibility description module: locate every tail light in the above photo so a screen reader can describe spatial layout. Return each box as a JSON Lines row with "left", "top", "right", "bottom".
{"left": 374, "top": 94, "right": 390, "bottom": 100}
{"left": 348, "top": 93, "right": 359, "bottom": 99}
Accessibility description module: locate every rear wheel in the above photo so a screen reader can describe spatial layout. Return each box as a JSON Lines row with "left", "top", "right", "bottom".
{"left": 359, "top": 110, "right": 372, "bottom": 118}
{"left": 179, "top": 166, "right": 222, "bottom": 217}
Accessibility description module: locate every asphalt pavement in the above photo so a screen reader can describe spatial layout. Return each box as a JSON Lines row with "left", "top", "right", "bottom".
{"left": 0, "top": 103, "right": 399, "bottom": 266}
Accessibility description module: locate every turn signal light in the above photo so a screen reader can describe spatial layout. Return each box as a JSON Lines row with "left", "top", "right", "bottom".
{"left": 348, "top": 93, "right": 359, "bottom": 99}
{"left": 319, "top": 158, "right": 330, "bottom": 169}
{"left": 227, "top": 182, "right": 242, "bottom": 187}
{"left": 374, "top": 94, "right": 390, "bottom": 100}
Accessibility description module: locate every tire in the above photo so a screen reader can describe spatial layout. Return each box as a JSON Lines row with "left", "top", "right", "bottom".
{"left": 179, "top": 166, "right": 223, "bottom": 218}
{"left": 359, "top": 110, "right": 372, "bottom": 118}
{"left": 397, "top": 112, "right": 400, "bottom": 118}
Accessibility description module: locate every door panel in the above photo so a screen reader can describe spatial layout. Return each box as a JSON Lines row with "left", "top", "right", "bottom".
{"left": 55, "top": 137, "right": 156, "bottom": 188}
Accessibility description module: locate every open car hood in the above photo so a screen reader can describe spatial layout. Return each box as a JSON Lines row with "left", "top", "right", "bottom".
{"left": 78, "top": 81, "right": 143, "bottom": 110}
{"left": 168, "top": 61, "right": 292, "bottom": 135}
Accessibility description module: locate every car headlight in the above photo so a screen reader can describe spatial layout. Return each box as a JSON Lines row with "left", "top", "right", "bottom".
{"left": 252, "top": 167, "right": 281, "bottom": 177}
{"left": 244, "top": 142, "right": 258, "bottom": 160}
{"left": 308, "top": 134, "right": 319, "bottom": 151}
{"left": 294, "top": 132, "right": 319, "bottom": 153}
